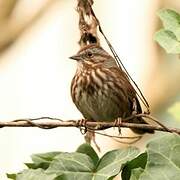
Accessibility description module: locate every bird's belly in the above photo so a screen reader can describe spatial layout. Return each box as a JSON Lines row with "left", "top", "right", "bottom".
{"left": 77, "top": 87, "right": 125, "bottom": 122}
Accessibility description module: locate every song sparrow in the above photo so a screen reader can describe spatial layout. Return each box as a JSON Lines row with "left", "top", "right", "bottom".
{"left": 70, "top": 44, "right": 154, "bottom": 135}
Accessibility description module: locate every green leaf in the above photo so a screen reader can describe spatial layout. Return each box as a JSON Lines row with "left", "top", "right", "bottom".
{"left": 135, "top": 134, "right": 180, "bottom": 180}
{"left": 25, "top": 151, "right": 62, "bottom": 170}
{"left": 95, "top": 147, "right": 139, "bottom": 179}
{"left": 25, "top": 162, "right": 50, "bottom": 170}
{"left": 15, "top": 169, "right": 59, "bottom": 180}
{"left": 168, "top": 102, "right": 180, "bottom": 121}
{"left": 7, "top": 145, "right": 139, "bottom": 180}
{"left": 121, "top": 152, "right": 147, "bottom": 180}
{"left": 154, "top": 29, "right": 180, "bottom": 53}
{"left": 46, "top": 152, "right": 95, "bottom": 178}
{"left": 158, "top": 9, "right": 180, "bottom": 40}
{"left": 47, "top": 147, "right": 139, "bottom": 180}
{"left": 76, "top": 143, "right": 99, "bottom": 166}
{"left": 130, "top": 168, "right": 144, "bottom": 180}
{"left": 6, "top": 173, "right": 16, "bottom": 180}
{"left": 31, "top": 151, "right": 61, "bottom": 164}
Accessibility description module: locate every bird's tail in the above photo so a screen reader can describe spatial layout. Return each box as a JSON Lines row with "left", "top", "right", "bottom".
{"left": 127, "top": 117, "right": 154, "bottom": 134}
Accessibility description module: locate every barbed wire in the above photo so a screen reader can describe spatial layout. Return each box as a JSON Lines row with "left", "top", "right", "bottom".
{"left": 0, "top": 114, "right": 179, "bottom": 135}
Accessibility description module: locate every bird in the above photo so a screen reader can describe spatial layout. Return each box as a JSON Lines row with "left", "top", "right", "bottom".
{"left": 70, "top": 44, "right": 154, "bottom": 142}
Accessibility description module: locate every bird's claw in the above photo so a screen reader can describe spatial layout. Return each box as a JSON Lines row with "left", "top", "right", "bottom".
{"left": 77, "top": 119, "right": 87, "bottom": 135}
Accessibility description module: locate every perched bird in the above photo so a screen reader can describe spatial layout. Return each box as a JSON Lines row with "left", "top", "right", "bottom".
{"left": 70, "top": 44, "right": 154, "bottom": 138}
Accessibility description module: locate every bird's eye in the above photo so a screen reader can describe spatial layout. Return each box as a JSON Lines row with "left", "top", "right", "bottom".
{"left": 87, "top": 52, "right": 93, "bottom": 57}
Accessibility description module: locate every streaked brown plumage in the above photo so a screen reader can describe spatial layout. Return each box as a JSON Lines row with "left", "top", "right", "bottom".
{"left": 70, "top": 44, "right": 154, "bottom": 134}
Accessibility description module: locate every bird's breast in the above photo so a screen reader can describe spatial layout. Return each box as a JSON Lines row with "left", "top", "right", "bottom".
{"left": 71, "top": 66, "right": 136, "bottom": 121}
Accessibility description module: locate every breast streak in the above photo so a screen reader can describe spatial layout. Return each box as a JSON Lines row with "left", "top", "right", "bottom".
{"left": 75, "top": 69, "right": 127, "bottom": 121}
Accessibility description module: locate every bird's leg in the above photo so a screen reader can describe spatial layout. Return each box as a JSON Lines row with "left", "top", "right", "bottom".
{"left": 114, "top": 117, "right": 122, "bottom": 135}
{"left": 78, "top": 119, "right": 101, "bottom": 151}
{"left": 92, "top": 132, "right": 101, "bottom": 152}
{"left": 84, "top": 130, "right": 92, "bottom": 144}
{"left": 85, "top": 130, "right": 101, "bottom": 152}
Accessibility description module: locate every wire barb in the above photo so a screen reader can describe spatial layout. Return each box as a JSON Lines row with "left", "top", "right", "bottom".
{"left": 0, "top": 115, "right": 179, "bottom": 135}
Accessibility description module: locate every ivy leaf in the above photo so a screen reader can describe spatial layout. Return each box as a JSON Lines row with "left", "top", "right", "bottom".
{"left": 7, "top": 145, "right": 139, "bottom": 180}
{"left": 154, "top": 9, "right": 180, "bottom": 54}
{"left": 15, "top": 169, "right": 60, "bottom": 180}
{"left": 121, "top": 152, "right": 147, "bottom": 180}
{"left": 48, "top": 152, "right": 95, "bottom": 173}
{"left": 154, "top": 29, "right": 180, "bottom": 54}
{"left": 31, "top": 151, "right": 61, "bottom": 164}
{"left": 95, "top": 147, "right": 139, "bottom": 179}
{"left": 6, "top": 173, "right": 16, "bottom": 180}
{"left": 130, "top": 168, "right": 144, "bottom": 180}
{"left": 25, "top": 151, "right": 62, "bottom": 170}
{"left": 76, "top": 143, "right": 99, "bottom": 166}
{"left": 46, "top": 147, "right": 139, "bottom": 180}
{"left": 158, "top": 9, "right": 180, "bottom": 41}
{"left": 130, "top": 134, "right": 180, "bottom": 180}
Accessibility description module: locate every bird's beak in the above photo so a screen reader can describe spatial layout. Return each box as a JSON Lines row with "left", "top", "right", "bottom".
{"left": 69, "top": 55, "right": 82, "bottom": 61}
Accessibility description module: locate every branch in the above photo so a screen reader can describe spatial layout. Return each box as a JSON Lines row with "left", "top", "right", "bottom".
{"left": 77, "top": 0, "right": 100, "bottom": 47}
{"left": 0, "top": 0, "right": 18, "bottom": 21}
{"left": 0, "top": 114, "right": 179, "bottom": 135}
{"left": 0, "top": 0, "right": 58, "bottom": 52}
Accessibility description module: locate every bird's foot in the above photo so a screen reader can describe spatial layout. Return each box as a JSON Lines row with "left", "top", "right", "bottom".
{"left": 77, "top": 119, "right": 87, "bottom": 135}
